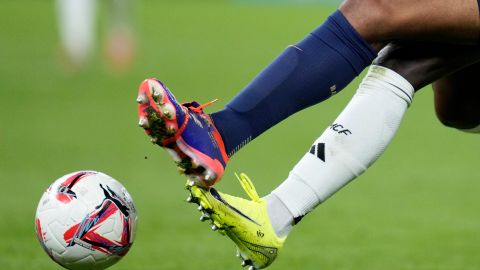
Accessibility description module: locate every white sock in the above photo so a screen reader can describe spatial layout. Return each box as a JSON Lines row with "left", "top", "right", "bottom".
{"left": 266, "top": 65, "right": 414, "bottom": 236}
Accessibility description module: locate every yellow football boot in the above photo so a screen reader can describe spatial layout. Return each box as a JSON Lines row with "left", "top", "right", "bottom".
{"left": 185, "top": 173, "right": 286, "bottom": 269}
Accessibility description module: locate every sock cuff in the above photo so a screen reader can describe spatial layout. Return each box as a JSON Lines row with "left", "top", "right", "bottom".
{"left": 311, "top": 10, "right": 377, "bottom": 74}
{"left": 361, "top": 65, "right": 415, "bottom": 105}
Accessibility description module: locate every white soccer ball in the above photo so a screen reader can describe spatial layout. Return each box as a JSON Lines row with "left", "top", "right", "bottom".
{"left": 35, "top": 171, "right": 138, "bottom": 270}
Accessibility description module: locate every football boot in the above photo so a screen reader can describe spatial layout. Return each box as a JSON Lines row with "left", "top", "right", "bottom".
{"left": 137, "top": 78, "right": 229, "bottom": 186}
{"left": 185, "top": 173, "right": 286, "bottom": 269}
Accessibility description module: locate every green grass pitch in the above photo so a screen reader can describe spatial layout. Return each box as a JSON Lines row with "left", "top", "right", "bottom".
{"left": 1, "top": 1, "right": 479, "bottom": 269}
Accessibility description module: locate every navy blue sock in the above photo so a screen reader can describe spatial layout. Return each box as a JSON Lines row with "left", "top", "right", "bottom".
{"left": 211, "top": 10, "right": 377, "bottom": 156}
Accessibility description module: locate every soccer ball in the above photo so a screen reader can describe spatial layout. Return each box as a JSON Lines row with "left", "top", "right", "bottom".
{"left": 35, "top": 171, "right": 138, "bottom": 269}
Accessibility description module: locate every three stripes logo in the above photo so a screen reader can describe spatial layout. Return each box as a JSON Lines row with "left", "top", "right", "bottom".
{"left": 309, "top": 143, "right": 325, "bottom": 162}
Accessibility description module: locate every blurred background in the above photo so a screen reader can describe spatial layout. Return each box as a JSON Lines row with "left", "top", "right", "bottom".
{"left": 1, "top": 0, "right": 479, "bottom": 269}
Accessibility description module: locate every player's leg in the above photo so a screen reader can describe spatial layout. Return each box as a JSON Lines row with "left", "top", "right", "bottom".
{"left": 186, "top": 62, "right": 414, "bottom": 270}
{"left": 137, "top": 0, "right": 479, "bottom": 185}
{"left": 138, "top": 10, "right": 378, "bottom": 185}
{"left": 269, "top": 43, "right": 480, "bottom": 237}
{"left": 186, "top": 44, "right": 480, "bottom": 269}
{"left": 56, "top": 0, "right": 96, "bottom": 69}
{"left": 207, "top": 0, "right": 479, "bottom": 160}
{"left": 372, "top": 43, "right": 480, "bottom": 90}
{"left": 340, "top": 0, "right": 480, "bottom": 45}
{"left": 374, "top": 43, "right": 480, "bottom": 130}
{"left": 104, "top": 0, "right": 135, "bottom": 73}
{"left": 433, "top": 63, "right": 480, "bottom": 131}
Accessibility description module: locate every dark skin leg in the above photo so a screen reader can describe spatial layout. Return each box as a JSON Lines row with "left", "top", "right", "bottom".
{"left": 433, "top": 63, "right": 480, "bottom": 129}
{"left": 339, "top": 0, "right": 480, "bottom": 47}
{"left": 373, "top": 43, "right": 480, "bottom": 129}
{"left": 373, "top": 43, "right": 480, "bottom": 90}
{"left": 339, "top": 0, "right": 480, "bottom": 128}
